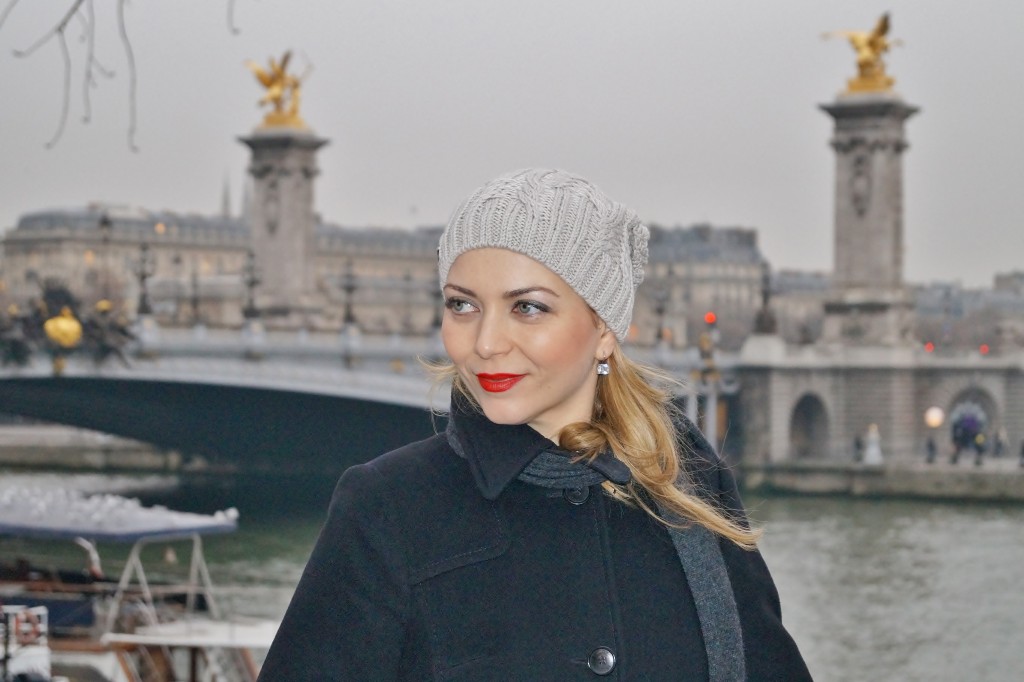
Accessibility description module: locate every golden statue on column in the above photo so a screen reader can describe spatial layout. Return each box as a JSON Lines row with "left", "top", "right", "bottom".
{"left": 823, "top": 13, "right": 901, "bottom": 94}
{"left": 246, "top": 50, "right": 310, "bottom": 129}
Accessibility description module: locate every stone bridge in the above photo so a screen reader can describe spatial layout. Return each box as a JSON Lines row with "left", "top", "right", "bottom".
{"left": 9, "top": 324, "right": 1016, "bottom": 473}
{"left": 737, "top": 335, "right": 1024, "bottom": 465}
{"left": 0, "top": 327, "right": 452, "bottom": 477}
{"left": 0, "top": 325, "right": 742, "bottom": 475}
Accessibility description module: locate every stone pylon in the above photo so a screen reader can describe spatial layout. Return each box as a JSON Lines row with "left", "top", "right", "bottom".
{"left": 239, "top": 128, "right": 328, "bottom": 327}
{"left": 820, "top": 93, "right": 918, "bottom": 346}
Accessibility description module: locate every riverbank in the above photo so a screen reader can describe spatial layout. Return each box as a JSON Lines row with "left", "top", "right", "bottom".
{"left": 741, "top": 458, "right": 1024, "bottom": 502}
{"left": 0, "top": 424, "right": 182, "bottom": 471}
{"left": 5, "top": 424, "right": 1024, "bottom": 504}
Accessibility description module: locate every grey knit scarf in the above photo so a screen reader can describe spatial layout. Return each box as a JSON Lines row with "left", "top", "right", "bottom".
{"left": 520, "top": 451, "right": 746, "bottom": 682}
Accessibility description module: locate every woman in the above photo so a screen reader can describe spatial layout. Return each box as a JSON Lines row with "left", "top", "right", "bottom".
{"left": 259, "top": 169, "right": 811, "bottom": 681}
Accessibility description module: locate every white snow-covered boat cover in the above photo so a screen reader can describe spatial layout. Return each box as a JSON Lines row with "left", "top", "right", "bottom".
{"left": 0, "top": 485, "right": 238, "bottom": 541}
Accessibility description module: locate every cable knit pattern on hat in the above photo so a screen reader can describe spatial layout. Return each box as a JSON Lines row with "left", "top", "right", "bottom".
{"left": 438, "top": 169, "right": 649, "bottom": 341}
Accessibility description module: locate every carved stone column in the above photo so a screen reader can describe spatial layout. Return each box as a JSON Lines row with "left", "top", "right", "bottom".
{"left": 820, "top": 93, "right": 918, "bottom": 345}
{"left": 239, "top": 129, "right": 328, "bottom": 327}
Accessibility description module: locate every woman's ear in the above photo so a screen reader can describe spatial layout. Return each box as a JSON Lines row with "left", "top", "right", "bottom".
{"left": 595, "top": 325, "right": 617, "bottom": 363}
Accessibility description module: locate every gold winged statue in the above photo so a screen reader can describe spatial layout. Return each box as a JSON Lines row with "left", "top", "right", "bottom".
{"left": 246, "top": 51, "right": 309, "bottom": 129}
{"left": 823, "top": 13, "right": 901, "bottom": 93}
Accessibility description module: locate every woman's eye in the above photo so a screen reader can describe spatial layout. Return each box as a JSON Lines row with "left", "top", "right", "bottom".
{"left": 514, "top": 301, "right": 547, "bottom": 316}
{"left": 445, "top": 298, "right": 477, "bottom": 314}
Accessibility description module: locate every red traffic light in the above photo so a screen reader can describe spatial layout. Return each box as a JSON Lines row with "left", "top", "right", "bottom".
{"left": 979, "top": 343, "right": 990, "bottom": 355}
{"left": 704, "top": 311, "right": 717, "bottom": 326}
{"left": 924, "top": 342, "right": 935, "bottom": 353}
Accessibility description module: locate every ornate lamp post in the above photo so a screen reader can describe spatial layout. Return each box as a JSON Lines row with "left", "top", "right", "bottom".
{"left": 98, "top": 213, "right": 113, "bottom": 301}
{"left": 170, "top": 253, "right": 184, "bottom": 324}
{"left": 242, "top": 249, "right": 261, "bottom": 320}
{"left": 401, "top": 271, "right": 414, "bottom": 334}
{"left": 690, "top": 312, "right": 720, "bottom": 433}
{"left": 690, "top": 310, "right": 738, "bottom": 454}
{"left": 341, "top": 260, "right": 358, "bottom": 329}
{"left": 131, "top": 242, "right": 161, "bottom": 352}
{"left": 649, "top": 263, "right": 681, "bottom": 357}
{"left": 651, "top": 283, "right": 669, "bottom": 349}
{"left": 924, "top": 406, "right": 944, "bottom": 464}
{"left": 240, "top": 249, "right": 266, "bottom": 356}
{"left": 189, "top": 269, "right": 202, "bottom": 328}
{"left": 753, "top": 261, "right": 778, "bottom": 335}
{"left": 134, "top": 242, "right": 155, "bottom": 316}
{"left": 340, "top": 260, "right": 360, "bottom": 368}
{"left": 0, "top": 303, "right": 32, "bottom": 367}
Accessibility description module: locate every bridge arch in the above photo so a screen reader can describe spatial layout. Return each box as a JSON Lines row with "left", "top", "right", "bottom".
{"left": 946, "top": 387, "right": 999, "bottom": 426}
{"left": 789, "top": 392, "right": 830, "bottom": 460}
{"left": 944, "top": 386, "right": 1000, "bottom": 449}
{"left": 0, "top": 376, "right": 444, "bottom": 478}
{"left": 923, "top": 374, "right": 1005, "bottom": 438}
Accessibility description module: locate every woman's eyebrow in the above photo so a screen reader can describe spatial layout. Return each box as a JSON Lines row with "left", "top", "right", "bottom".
{"left": 443, "top": 284, "right": 475, "bottom": 296}
{"left": 504, "top": 286, "right": 559, "bottom": 299}
{"left": 443, "top": 284, "right": 560, "bottom": 299}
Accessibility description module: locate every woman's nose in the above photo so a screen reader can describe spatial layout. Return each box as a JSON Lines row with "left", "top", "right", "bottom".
{"left": 474, "top": 312, "right": 512, "bottom": 358}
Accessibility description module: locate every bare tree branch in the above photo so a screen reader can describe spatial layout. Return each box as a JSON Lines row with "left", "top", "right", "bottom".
{"left": 72, "top": 3, "right": 89, "bottom": 35}
{"left": 91, "top": 54, "right": 115, "bottom": 79}
{"left": 77, "top": 0, "right": 115, "bottom": 124}
{"left": 117, "top": 0, "right": 138, "bottom": 152}
{"left": 9, "top": 0, "right": 85, "bottom": 148}
{"left": 44, "top": 28, "right": 73, "bottom": 149}
{"left": 11, "top": 0, "right": 84, "bottom": 58}
{"left": 3, "top": 1, "right": 240, "bottom": 150}
{"left": 228, "top": 0, "right": 241, "bottom": 35}
{"left": 82, "top": 0, "right": 95, "bottom": 122}
{"left": 0, "top": 0, "right": 19, "bottom": 32}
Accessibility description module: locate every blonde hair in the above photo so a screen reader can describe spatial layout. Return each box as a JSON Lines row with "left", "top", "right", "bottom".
{"left": 430, "top": 347, "right": 760, "bottom": 550}
{"left": 561, "top": 346, "right": 760, "bottom": 550}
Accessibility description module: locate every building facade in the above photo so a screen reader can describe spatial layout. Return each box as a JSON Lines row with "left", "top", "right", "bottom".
{"left": 0, "top": 204, "right": 443, "bottom": 334}
{"left": 2, "top": 205, "right": 767, "bottom": 346}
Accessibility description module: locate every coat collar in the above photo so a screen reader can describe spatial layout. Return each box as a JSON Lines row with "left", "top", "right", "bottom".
{"left": 444, "top": 390, "right": 631, "bottom": 500}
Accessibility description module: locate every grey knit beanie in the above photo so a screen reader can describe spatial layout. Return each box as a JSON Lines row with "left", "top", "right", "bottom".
{"left": 438, "top": 169, "right": 649, "bottom": 341}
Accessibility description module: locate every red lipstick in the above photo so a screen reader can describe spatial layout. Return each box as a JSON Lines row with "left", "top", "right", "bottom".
{"left": 476, "top": 373, "right": 525, "bottom": 393}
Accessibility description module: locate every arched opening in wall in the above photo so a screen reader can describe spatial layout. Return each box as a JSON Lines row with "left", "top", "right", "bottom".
{"left": 946, "top": 387, "right": 1000, "bottom": 457}
{"left": 789, "top": 394, "right": 830, "bottom": 460}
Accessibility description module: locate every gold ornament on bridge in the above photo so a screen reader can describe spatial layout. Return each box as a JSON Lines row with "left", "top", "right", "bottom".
{"left": 246, "top": 50, "right": 310, "bottom": 129}
{"left": 44, "top": 306, "right": 83, "bottom": 376}
{"left": 44, "top": 307, "right": 83, "bottom": 349}
{"left": 823, "top": 13, "right": 902, "bottom": 94}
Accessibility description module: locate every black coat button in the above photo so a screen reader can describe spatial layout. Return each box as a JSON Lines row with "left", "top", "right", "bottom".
{"left": 588, "top": 647, "right": 616, "bottom": 675}
{"left": 563, "top": 486, "right": 589, "bottom": 505}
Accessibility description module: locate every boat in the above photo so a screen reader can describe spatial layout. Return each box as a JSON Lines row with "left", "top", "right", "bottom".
{"left": 1, "top": 603, "right": 54, "bottom": 681}
{"left": 0, "top": 484, "right": 279, "bottom": 681}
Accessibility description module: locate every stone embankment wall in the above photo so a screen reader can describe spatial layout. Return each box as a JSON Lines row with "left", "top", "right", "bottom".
{"left": 0, "top": 425, "right": 181, "bottom": 472}
{"left": 741, "top": 461, "right": 1024, "bottom": 502}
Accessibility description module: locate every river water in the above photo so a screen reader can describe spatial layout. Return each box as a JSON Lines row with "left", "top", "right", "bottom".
{"left": 3, "top": 471, "right": 1023, "bottom": 682}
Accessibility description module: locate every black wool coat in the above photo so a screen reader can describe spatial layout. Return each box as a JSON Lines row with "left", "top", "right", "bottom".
{"left": 258, "top": 400, "right": 812, "bottom": 681}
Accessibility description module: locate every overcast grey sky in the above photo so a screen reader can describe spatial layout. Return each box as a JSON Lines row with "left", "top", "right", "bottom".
{"left": 1, "top": 1, "right": 1021, "bottom": 287}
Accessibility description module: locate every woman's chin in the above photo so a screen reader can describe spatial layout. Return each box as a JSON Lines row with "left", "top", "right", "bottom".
{"left": 478, "top": 401, "right": 529, "bottom": 427}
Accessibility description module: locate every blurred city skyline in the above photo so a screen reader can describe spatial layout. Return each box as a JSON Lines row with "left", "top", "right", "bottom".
{"left": 1, "top": 0, "right": 1021, "bottom": 287}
